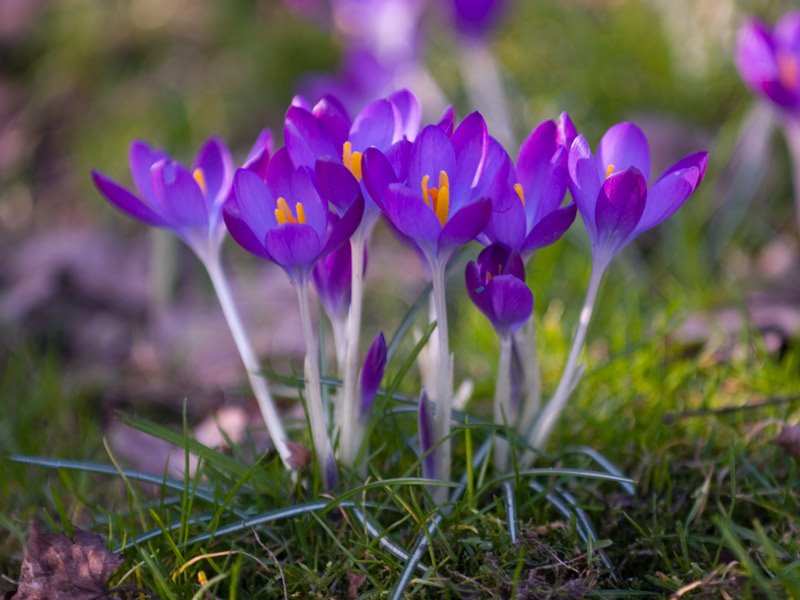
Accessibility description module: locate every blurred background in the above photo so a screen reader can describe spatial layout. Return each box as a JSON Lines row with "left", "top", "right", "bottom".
{"left": 0, "top": 0, "right": 798, "bottom": 475}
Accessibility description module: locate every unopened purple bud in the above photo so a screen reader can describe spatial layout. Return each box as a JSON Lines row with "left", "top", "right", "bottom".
{"left": 418, "top": 389, "right": 437, "bottom": 480}
{"left": 359, "top": 332, "right": 388, "bottom": 420}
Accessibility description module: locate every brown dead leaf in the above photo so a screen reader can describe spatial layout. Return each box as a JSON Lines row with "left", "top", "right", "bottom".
{"left": 773, "top": 425, "right": 800, "bottom": 459}
{"left": 11, "top": 520, "right": 124, "bottom": 600}
{"left": 347, "top": 572, "right": 366, "bottom": 598}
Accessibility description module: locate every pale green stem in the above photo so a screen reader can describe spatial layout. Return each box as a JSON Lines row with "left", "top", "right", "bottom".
{"left": 338, "top": 234, "right": 366, "bottom": 466}
{"left": 782, "top": 116, "right": 800, "bottom": 232}
{"left": 493, "top": 334, "right": 513, "bottom": 473}
{"left": 149, "top": 229, "right": 177, "bottom": 310}
{"left": 204, "top": 254, "right": 292, "bottom": 469}
{"left": 296, "top": 280, "right": 337, "bottom": 489}
{"left": 458, "top": 38, "right": 514, "bottom": 149}
{"left": 431, "top": 261, "right": 453, "bottom": 491}
{"left": 330, "top": 315, "right": 347, "bottom": 377}
{"left": 516, "top": 318, "right": 542, "bottom": 435}
{"left": 528, "top": 264, "right": 605, "bottom": 450}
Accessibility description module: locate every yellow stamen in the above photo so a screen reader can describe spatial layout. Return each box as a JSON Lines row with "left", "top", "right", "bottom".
{"left": 778, "top": 52, "right": 799, "bottom": 90}
{"left": 514, "top": 183, "right": 525, "bottom": 205}
{"left": 274, "top": 196, "right": 306, "bottom": 225}
{"left": 193, "top": 168, "right": 207, "bottom": 195}
{"left": 420, "top": 171, "right": 450, "bottom": 226}
{"left": 342, "top": 141, "right": 363, "bottom": 181}
{"left": 198, "top": 570, "right": 208, "bottom": 585}
{"left": 605, "top": 164, "right": 615, "bottom": 179}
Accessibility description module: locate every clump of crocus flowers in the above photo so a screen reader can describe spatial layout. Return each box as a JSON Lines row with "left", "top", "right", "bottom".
{"left": 93, "top": 88, "right": 707, "bottom": 495}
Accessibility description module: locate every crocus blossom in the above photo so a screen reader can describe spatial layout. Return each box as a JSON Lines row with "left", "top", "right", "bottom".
{"left": 448, "top": 0, "right": 509, "bottom": 39}
{"left": 568, "top": 122, "right": 708, "bottom": 270}
{"left": 92, "top": 137, "right": 233, "bottom": 263}
{"left": 736, "top": 11, "right": 800, "bottom": 113}
{"left": 362, "top": 113, "right": 495, "bottom": 266}
{"left": 465, "top": 244, "right": 533, "bottom": 338}
{"left": 287, "top": 90, "right": 421, "bottom": 232}
{"left": 483, "top": 114, "right": 577, "bottom": 256}
{"left": 224, "top": 148, "right": 364, "bottom": 284}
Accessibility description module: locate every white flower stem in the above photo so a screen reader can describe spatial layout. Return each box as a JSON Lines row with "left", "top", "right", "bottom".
{"left": 296, "top": 280, "right": 337, "bottom": 489}
{"left": 516, "top": 318, "right": 542, "bottom": 435}
{"left": 338, "top": 234, "right": 366, "bottom": 466}
{"left": 330, "top": 315, "right": 347, "bottom": 377}
{"left": 431, "top": 261, "right": 453, "bottom": 489}
{"left": 458, "top": 38, "right": 514, "bottom": 148}
{"left": 204, "top": 254, "right": 293, "bottom": 469}
{"left": 782, "top": 116, "right": 800, "bottom": 232}
{"left": 528, "top": 264, "right": 606, "bottom": 450}
{"left": 493, "top": 334, "right": 513, "bottom": 473}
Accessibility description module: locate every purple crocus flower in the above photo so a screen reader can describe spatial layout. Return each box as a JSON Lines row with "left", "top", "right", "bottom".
{"left": 92, "top": 137, "right": 233, "bottom": 262}
{"left": 465, "top": 244, "right": 533, "bottom": 338}
{"left": 312, "top": 242, "right": 357, "bottom": 324}
{"left": 359, "top": 331, "right": 387, "bottom": 419}
{"left": 362, "top": 112, "right": 495, "bottom": 266}
{"left": 483, "top": 114, "right": 577, "bottom": 257}
{"left": 224, "top": 148, "right": 364, "bottom": 284}
{"left": 449, "top": 0, "right": 509, "bottom": 39}
{"left": 568, "top": 122, "right": 708, "bottom": 270}
{"left": 736, "top": 11, "right": 800, "bottom": 113}
{"left": 286, "top": 89, "right": 421, "bottom": 232}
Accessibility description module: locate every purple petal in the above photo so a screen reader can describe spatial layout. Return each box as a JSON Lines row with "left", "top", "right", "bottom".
{"left": 485, "top": 275, "right": 534, "bottom": 336}
{"left": 451, "top": 111, "right": 488, "bottom": 199}
{"left": 193, "top": 136, "right": 234, "bottom": 207}
{"left": 385, "top": 184, "right": 441, "bottom": 248}
{"left": 388, "top": 88, "right": 421, "bottom": 141}
{"left": 528, "top": 146, "right": 569, "bottom": 225}
{"left": 242, "top": 128, "right": 273, "bottom": 179}
{"left": 284, "top": 105, "right": 339, "bottom": 169}
{"left": 359, "top": 332, "right": 387, "bottom": 420}
{"left": 349, "top": 98, "right": 397, "bottom": 152}
{"left": 224, "top": 210, "right": 272, "bottom": 260}
{"left": 465, "top": 260, "right": 493, "bottom": 317}
{"left": 436, "top": 106, "right": 455, "bottom": 136}
{"left": 521, "top": 202, "right": 577, "bottom": 255}
{"left": 319, "top": 193, "right": 364, "bottom": 258}
{"left": 634, "top": 152, "right": 707, "bottom": 235}
{"left": 476, "top": 243, "right": 526, "bottom": 281}
{"left": 408, "top": 125, "right": 457, "bottom": 193}
{"left": 776, "top": 11, "right": 800, "bottom": 54}
{"left": 312, "top": 95, "right": 351, "bottom": 149}
{"left": 450, "top": 0, "right": 508, "bottom": 38}
{"left": 597, "top": 122, "right": 651, "bottom": 183}
{"left": 418, "top": 389, "right": 437, "bottom": 480}
{"left": 438, "top": 198, "right": 492, "bottom": 248}
{"left": 484, "top": 187, "right": 525, "bottom": 250}
{"left": 151, "top": 161, "right": 209, "bottom": 229}
{"left": 129, "top": 140, "right": 167, "bottom": 203}
{"left": 516, "top": 120, "right": 558, "bottom": 195}
{"left": 315, "top": 158, "right": 361, "bottom": 214}
{"left": 556, "top": 112, "right": 578, "bottom": 148}
{"left": 312, "top": 242, "right": 352, "bottom": 320}
{"left": 92, "top": 171, "right": 166, "bottom": 226}
{"left": 233, "top": 168, "right": 276, "bottom": 239}
{"left": 736, "top": 20, "right": 783, "bottom": 102}
{"left": 264, "top": 224, "right": 322, "bottom": 272}
{"left": 290, "top": 166, "right": 328, "bottom": 235}
{"left": 265, "top": 147, "right": 295, "bottom": 200}
{"left": 594, "top": 167, "right": 647, "bottom": 256}
{"left": 362, "top": 147, "right": 399, "bottom": 214}
{"left": 568, "top": 135, "right": 601, "bottom": 242}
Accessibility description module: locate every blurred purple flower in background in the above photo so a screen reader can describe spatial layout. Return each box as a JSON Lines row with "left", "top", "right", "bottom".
{"left": 736, "top": 11, "right": 800, "bottom": 113}
{"left": 737, "top": 10, "right": 800, "bottom": 231}
{"left": 448, "top": 0, "right": 509, "bottom": 39}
